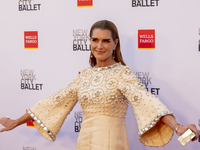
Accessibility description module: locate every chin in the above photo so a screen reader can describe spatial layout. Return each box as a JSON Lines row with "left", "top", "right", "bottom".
{"left": 94, "top": 55, "right": 105, "bottom": 60}
{"left": 96, "top": 58, "right": 106, "bottom": 61}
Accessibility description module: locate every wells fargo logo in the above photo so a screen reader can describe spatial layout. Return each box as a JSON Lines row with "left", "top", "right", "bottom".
{"left": 24, "top": 31, "right": 38, "bottom": 49}
{"left": 77, "top": 0, "right": 93, "bottom": 7}
{"left": 138, "top": 30, "right": 155, "bottom": 49}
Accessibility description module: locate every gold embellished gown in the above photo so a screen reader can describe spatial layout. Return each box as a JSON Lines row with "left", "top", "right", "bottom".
{"left": 28, "top": 63, "right": 174, "bottom": 150}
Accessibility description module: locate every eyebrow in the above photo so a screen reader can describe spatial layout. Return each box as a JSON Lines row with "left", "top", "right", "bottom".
{"left": 91, "top": 37, "right": 111, "bottom": 41}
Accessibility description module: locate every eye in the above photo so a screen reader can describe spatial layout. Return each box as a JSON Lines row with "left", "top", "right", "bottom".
{"left": 104, "top": 39, "right": 110, "bottom": 43}
{"left": 92, "top": 38, "right": 98, "bottom": 42}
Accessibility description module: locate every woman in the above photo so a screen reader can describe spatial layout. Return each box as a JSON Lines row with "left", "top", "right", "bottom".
{"left": 0, "top": 20, "right": 199, "bottom": 150}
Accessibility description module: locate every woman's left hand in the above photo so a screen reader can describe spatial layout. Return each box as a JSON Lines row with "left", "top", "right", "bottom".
{"left": 176, "top": 124, "right": 199, "bottom": 141}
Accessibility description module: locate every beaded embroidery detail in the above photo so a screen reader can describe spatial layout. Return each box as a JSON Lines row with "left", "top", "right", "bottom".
{"left": 28, "top": 109, "right": 56, "bottom": 141}
{"left": 93, "top": 62, "right": 121, "bottom": 71}
{"left": 138, "top": 110, "right": 173, "bottom": 136}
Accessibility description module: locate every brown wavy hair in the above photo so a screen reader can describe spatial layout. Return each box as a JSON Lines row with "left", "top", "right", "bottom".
{"left": 89, "top": 20, "right": 126, "bottom": 67}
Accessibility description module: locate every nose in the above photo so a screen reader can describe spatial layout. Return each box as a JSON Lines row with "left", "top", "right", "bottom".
{"left": 97, "top": 41, "right": 103, "bottom": 49}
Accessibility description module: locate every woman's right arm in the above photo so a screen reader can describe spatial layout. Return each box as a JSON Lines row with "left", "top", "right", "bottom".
{"left": 0, "top": 112, "right": 32, "bottom": 132}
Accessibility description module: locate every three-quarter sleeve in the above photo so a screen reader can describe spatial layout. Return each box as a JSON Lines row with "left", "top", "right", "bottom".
{"left": 119, "top": 66, "right": 174, "bottom": 147}
{"left": 28, "top": 74, "right": 81, "bottom": 141}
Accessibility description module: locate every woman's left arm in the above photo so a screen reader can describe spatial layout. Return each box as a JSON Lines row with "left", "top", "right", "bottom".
{"left": 161, "top": 114, "right": 199, "bottom": 141}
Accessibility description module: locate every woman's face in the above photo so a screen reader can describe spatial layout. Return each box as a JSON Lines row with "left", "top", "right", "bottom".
{"left": 90, "top": 28, "right": 118, "bottom": 64}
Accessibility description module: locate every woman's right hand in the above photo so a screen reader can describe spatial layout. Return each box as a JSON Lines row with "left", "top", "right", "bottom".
{"left": 0, "top": 112, "right": 33, "bottom": 132}
{"left": 0, "top": 117, "right": 17, "bottom": 132}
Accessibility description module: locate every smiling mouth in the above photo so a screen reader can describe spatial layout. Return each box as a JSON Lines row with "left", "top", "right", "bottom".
{"left": 95, "top": 50, "right": 105, "bottom": 54}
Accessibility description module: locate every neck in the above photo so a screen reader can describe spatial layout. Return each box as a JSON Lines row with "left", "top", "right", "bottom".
{"left": 96, "top": 59, "right": 116, "bottom": 67}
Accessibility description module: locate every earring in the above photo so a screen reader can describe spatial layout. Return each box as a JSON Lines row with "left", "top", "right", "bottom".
{"left": 113, "top": 49, "right": 116, "bottom": 59}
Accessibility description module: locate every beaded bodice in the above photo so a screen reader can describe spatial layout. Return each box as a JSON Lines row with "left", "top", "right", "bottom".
{"left": 77, "top": 63, "right": 130, "bottom": 118}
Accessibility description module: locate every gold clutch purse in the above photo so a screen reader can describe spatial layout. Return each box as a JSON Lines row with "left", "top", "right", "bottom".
{"left": 178, "top": 129, "right": 195, "bottom": 146}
